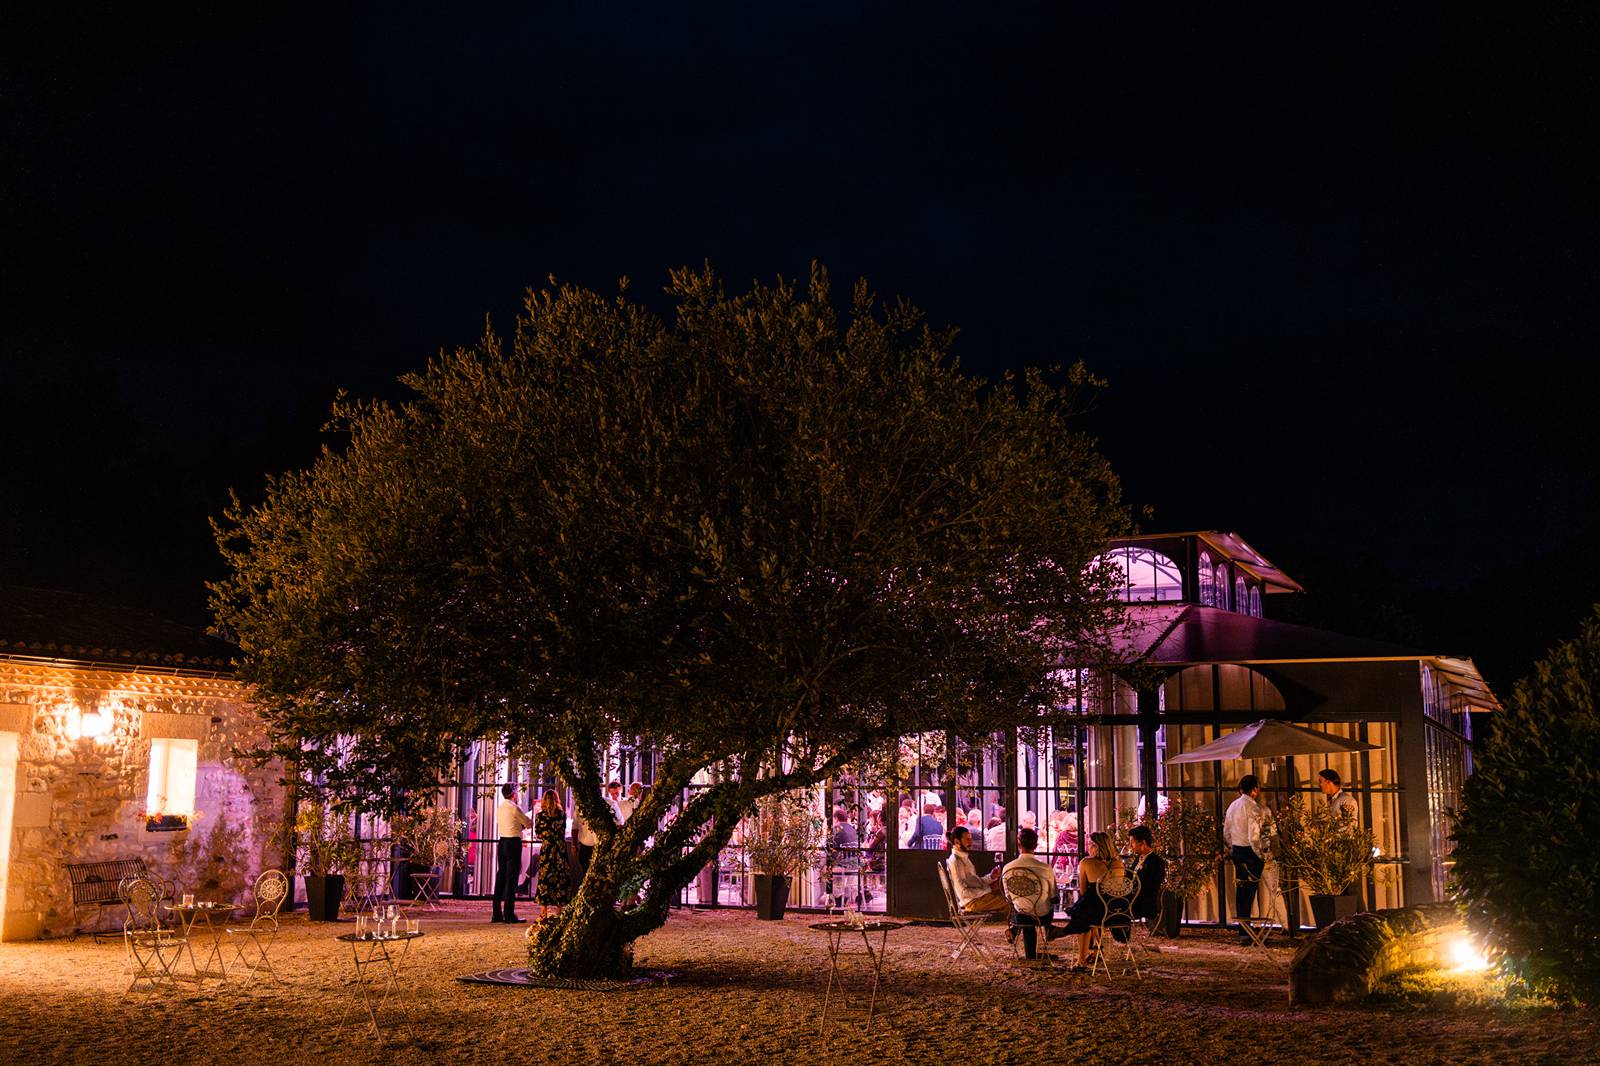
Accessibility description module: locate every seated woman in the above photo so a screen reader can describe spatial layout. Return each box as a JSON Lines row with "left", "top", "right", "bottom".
{"left": 1058, "top": 830, "right": 1126, "bottom": 971}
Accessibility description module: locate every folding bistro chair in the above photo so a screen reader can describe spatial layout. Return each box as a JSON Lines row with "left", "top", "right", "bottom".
{"left": 1090, "top": 872, "right": 1142, "bottom": 979}
{"left": 1233, "top": 867, "right": 1281, "bottom": 967}
{"left": 936, "top": 861, "right": 997, "bottom": 967}
{"left": 1003, "top": 868, "right": 1057, "bottom": 966}
{"left": 121, "top": 876, "right": 187, "bottom": 994}
{"left": 227, "top": 869, "right": 289, "bottom": 985}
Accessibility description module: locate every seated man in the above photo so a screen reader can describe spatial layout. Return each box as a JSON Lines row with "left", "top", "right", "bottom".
{"left": 1126, "top": 824, "right": 1168, "bottom": 940}
{"left": 1001, "top": 827, "right": 1062, "bottom": 958}
{"left": 945, "top": 825, "right": 1008, "bottom": 914}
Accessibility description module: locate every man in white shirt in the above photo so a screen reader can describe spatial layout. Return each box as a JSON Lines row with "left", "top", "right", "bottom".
{"left": 1223, "top": 774, "right": 1266, "bottom": 944}
{"left": 573, "top": 803, "right": 597, "bottom": 879}
{"left": 492, "top": 784, "right": 532, "bottom": 924}
{"left": 1319, "top": 768, "right": 1358, "bottom": 820}
{"left": 1001, "top": 827, "right": 1061, "bottom": 958}
{"left": 618, "top": 780, "right": 642, "bottom": 822}
{"left": 945, "top": 825, "right": 1008, "bottom": 914}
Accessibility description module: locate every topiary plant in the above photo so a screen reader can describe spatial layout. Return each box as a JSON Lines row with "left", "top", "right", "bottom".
{"left": 1451, "top": 606, "right": 1600, "bottom": 1004}
{"left": 1268, "top": 798, "right": 1376, "bottom": 895}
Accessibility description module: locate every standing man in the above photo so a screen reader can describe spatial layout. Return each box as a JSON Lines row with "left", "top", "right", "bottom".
{"left": 1223, "top": 774, "right": 1267, "bottom": 945}
{"left": 620, "top": 780, "right": 643, "bottom": 821}
{"left": 1320, "top": 768, "right": 1358, "bottom": 820}
{"left": 573, "top": 802, "right": 597, "bottom": 880}
{"left": 492, "top": 784, "right": 531, "bottom": 924}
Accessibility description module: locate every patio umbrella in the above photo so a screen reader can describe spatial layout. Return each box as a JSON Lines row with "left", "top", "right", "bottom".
{"left": 1164, "top": 719, "right": 1380, "bottom": 763}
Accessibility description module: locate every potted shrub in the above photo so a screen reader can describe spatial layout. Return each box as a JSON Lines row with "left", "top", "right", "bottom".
{"left": 745, "top": 792, "right": 821, "bottom": 920}
{"left": 1269, "top": 799, "right": 1377, "bottom": 929}
{"left": 391, "top": 806, "right": 465, "bottom": 900}
{"left": 296, "top": 799, "right": 359, "bottom": 921}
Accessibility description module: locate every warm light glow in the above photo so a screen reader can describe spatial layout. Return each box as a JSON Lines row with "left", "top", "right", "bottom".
{"left": 1448, "top": 933, "right": 1490, "bottom": 972}
{"left": 78, "top": 708, "right": 110, "bottom": 739}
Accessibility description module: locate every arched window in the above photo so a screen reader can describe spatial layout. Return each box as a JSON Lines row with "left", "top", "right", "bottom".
{"left": 1249, "top": 586, "right": 1262, "bottom": 618}
{"left": 1234, "top": 576, "right": 1247, "bottom": 614}
{"left": 1092, "top": 547, "right": 1184, "bottom": 603}
{"left": 1197, "top": 551, "right": 1215, "bottom": 606}
{"left": 1214, "top": 564, "right": 1229, "bottom": 610}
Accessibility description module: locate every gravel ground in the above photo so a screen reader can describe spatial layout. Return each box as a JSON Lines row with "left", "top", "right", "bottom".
{"left": 0, "top": 903, "right": 1592, "bottom": 1066}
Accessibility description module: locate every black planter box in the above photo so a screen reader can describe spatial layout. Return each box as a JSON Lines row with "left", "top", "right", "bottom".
{"left": 753, "top": 874, "right": 790, "bottom": 921}
{"left": 304, "top": 874, "right": 346, "bottom": 922}
{"left": 1309, "top": 892, "right": 1361, "bottom": 930}
{"left": 1157, "top": 890, "right": 1184, "bottom": 938}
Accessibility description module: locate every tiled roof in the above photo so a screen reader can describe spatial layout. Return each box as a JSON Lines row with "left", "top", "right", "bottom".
{"left": 0, "top": 586, "right": 236, "bottom": 671}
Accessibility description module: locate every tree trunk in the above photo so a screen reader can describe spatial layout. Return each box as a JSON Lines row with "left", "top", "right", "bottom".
{"left": 526, "top": 846, "right": 665, "bottom": 979}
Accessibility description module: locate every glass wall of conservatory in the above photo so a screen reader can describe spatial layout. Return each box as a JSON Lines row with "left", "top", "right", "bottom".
{"left": 1154, "top": 665, "right": 1406, "bottom": 923}
{"left": 385, "top": 666, "right": 1419, "bottom": 924}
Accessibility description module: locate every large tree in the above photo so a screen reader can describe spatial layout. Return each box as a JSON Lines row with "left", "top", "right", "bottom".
{"left": 213, "top": 266, "right": 1127, "bottom": 977}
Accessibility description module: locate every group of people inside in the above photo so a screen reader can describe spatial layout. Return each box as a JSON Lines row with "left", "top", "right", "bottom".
{"left": 945, "top": 821, "right": 1166, "bottom": 971}
{"left": 491, "top": 778, "right": 643, "bottom": 924}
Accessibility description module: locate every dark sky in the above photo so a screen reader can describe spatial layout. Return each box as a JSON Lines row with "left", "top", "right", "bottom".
{"left": 4, "top": 4, "right": 1597, "bottom": 677}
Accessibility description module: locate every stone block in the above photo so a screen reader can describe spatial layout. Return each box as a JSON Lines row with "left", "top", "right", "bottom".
{"left": 13, "top": 790, "right": 52, "bottom": 828}
{"left": 1288, "top": 903, "right": 1462, "bottom": 1006}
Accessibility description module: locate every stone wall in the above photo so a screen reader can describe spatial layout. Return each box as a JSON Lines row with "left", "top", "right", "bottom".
{"left": 0, "top": 658, "right": 289, "bottom": 940}
{"left": 1287, "top": 902, "right": 1463, "bottom": 1005}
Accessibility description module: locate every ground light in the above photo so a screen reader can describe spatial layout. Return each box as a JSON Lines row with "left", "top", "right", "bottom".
{"left": 1448, "top": 932, "right": 1491, "bottom": 973}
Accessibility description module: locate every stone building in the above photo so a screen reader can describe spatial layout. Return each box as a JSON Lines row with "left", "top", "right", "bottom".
{"left": 0, "top": 588, "right": 287, "bottom": 940}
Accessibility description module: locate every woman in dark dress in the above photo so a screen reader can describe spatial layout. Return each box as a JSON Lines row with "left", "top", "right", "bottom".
{"left": 1060, "top": 831, "right": 1126, "bottom": 971}
{"left": 533, "top": 789, "right": 574, "bottom": 920}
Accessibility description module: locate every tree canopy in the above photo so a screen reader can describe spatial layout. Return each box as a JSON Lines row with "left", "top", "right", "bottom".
{"left": 213, "top": 265, "right": 1128, "bottom": 975}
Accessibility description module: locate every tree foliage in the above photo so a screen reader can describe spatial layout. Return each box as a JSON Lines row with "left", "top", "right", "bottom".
{"left": 212, "top": 265, "right": 1127, "bottom": 975}
{"left": 1452, "top": 606, "right": 1600, "bottom": 1003}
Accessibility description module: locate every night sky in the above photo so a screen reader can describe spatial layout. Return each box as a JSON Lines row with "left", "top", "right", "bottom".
{"left": 5, "top": 4, "right": 1597, "bottom": 688}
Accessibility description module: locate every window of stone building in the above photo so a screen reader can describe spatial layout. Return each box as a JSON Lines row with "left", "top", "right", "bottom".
{"left": 145, "top": 738, "right": 198, "bottom": 831}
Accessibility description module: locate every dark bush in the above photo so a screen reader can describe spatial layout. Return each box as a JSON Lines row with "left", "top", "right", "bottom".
{"left": 1451, "top": 606, "right": 1600, "bottom": 1003}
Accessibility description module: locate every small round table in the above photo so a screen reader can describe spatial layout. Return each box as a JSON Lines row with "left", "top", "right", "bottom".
{"left": 810, "top": 919, "right": 906, "bottom": 1035}
{"left": 164, "top": 901, "right": 239, "bottom": 983}
{"left": 336, "top": 930, "right": 424, "bottom": 1042}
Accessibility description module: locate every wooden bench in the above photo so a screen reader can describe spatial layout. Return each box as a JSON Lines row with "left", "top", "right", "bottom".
{"left": 64, "top": 858, "right": 162, "bottom": 939}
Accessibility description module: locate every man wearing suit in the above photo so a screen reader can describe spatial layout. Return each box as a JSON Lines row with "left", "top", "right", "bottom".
{"left": 492, "top": 784, "right": 532, "bottom": 924}
{"left": 1126, "top": 825, "right": 1168, "bottom": 937}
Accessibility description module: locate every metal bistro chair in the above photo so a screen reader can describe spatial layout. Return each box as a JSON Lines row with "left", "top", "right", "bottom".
{"left": 1002, "top": 868, "right": 1057, "bottom": 967}
{"left": 121, "top": 876, "right": 187, "bottom": 994}
{"left": 1234, "top": 865, "right": 1285, "bottom": 969}
{"left": 1090, "top": 871, "right": 1141, "bottom": 979}
{"left": 936, "top": 861, "right": 997, "bottom": 968}
{"left": 226, "top": 869, "right": 289, "bottom": 985}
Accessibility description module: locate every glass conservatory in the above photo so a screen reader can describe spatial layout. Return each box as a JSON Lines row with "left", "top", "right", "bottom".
{"left": 360, "top": 531, "right": 1496, "bottom": 929}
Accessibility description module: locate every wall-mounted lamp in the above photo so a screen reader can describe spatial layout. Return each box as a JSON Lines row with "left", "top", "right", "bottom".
{"left": 78, "top": 707, "right": 111, "bottom": 739}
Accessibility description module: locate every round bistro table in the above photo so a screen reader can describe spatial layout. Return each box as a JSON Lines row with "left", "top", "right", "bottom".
{"left": 810, "top": 919, "right": 906, "bottom": 1036}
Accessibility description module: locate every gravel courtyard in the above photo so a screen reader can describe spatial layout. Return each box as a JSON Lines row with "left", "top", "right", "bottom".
{"left": 1, "top": 904, "right": 1592, "bottom": 1066}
